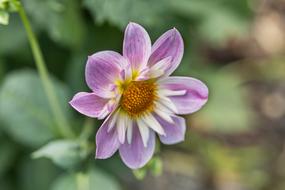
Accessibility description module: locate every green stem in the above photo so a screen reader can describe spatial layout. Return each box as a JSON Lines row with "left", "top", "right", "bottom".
{"left": 76, "top": 172, "right": 89, "bottom": 190}
{"left": 18, "top": 4, "right": 75, "bottom": 138}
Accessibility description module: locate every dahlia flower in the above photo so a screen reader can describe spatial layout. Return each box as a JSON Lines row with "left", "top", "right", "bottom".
{"left": 70, "top": 22, "right": 208, "bottom": 169}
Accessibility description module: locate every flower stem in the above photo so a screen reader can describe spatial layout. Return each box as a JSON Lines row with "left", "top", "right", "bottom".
{"left": 18, "top": 4, "right": 75, "bottom": 138}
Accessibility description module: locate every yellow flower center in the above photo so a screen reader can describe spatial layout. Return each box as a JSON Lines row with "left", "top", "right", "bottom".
{"left": 120, "top": 80, "right": 157, "bottom": 117}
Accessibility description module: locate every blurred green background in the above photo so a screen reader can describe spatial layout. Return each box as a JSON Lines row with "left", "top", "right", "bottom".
{"left": 1, "top": 0, "right": 285, "bottom": 189}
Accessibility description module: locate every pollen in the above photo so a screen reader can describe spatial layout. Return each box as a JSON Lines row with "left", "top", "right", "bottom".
{"left": 121, "top": 80, "right": 157, "bottom": 117}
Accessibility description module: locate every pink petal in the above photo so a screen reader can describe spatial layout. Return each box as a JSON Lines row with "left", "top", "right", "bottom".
{"left": 85, "top": 51, "right": 128, "bottom": 96}
{"left": 69, "top": 92, "right": 115, "bottom": 118}
{"left": 96, "top": 115, "right": 120, "bottom": 159}
{"left": 119, "top": 123, "right": 155, "bottom": 169}
{"left": 148, "top": 28, "right": 184, "bottom": 76}
{"left": 123, "top": 22, "right": 151, "bottom": 72}
{"left": 159, "top": 77, "right": 208, "bottom": 114}
{"left": 154, "top": 114, "right": 186, "bottom": 144}
{"left": 148, "top": 56, "right": 172, "bottom": 78}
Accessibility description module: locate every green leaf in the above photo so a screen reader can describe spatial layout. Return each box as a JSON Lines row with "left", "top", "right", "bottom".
{"left": 22, "top": 0, "right": 86, "bottom": 48}
{"left": 83, "top": 0, "right": 168, "bottom": 28}
{"left": 149, "top": 157, "right": 163, "bottom": 176}
{"left": 51, "top": 173, "right": 77, "bottom": 190}
{"left": 65, "top": 53, "right": 87, "bottom": 93}
{"left": 0, "top": 139, "right": 17, "bottom": 177}
{"left": 169, "top": 0, "right": 251, "bottom": 44}
{"left": 0, "top": 59, "right": 5, "bottom": 83}
{"left": 0, "top": 177, "right": 13, "bottom": 190}
{"left": 198, "top": 9, "right": 249, "bottom": 44}
{"left": 0, "top": 15, "right": 27, "bottom": 55}
{"left": 0, "top": 10, "right": 9, "bottom": 25}
{"left": 0, "top": 70, "right": 71, "bottom": 147}
{"left": 89, "top": 168, "right": 121, "bottom": 190}
{"left": 132, "top": 156, "right": 163, "bottom": 180}
{"left": 18, "top": 157, "right": 59, "bottom": 190}
{"left": 32, "top": 140, "right": 88, "bottom": 169}
{"left": 0, "top": 0, "right": 20, "bottom": 12}
{"left": 51, "top": 168, "right": 121, "bottom": 190}
{"left": 133, "top": 168, "right": 147, "bottom": 180}
{"left": 0, "top": 0, "right": 20, "bottom": 25}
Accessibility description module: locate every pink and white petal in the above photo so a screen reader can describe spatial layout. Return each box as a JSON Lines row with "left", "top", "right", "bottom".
{"left": 154, "top": 108, "right": 174, "bottom": 124}
{"left": 137, "top": 119, "right": 150, "bottom": 147}
{"left": 92, "top": 86, "right": 116, "bottom": 99}
{"left": 155, "top": 114, "right": 186, "bottom": 144}
{"left": 107, "top": 110, "right": 120, "bottom": 132}
{"left": 116, "top": 113, "right": 128, "bottom": 144}
{"left": 95, "top": 115, "right": 120, "bottom": 159}
{"left": 119, "top": 123, "right": 155, "bottom": 169}
{"left": 85, "top": 51, "right": 127, "bottom": 95}
{"left": 157, "top": 96, "right": 178, "bottom": 114}
{"left": 127, "top": 124, "right": 133, "bottom": 144}
{"left": 159, "top": 77, "right": 208, "bottom": 114}
{"left": 69, "top": 92, "right": 114, "bottom": 118}
{"left": 148, "top": 28, "right": 184, "bottom": 76}
{"left": 123, "top": 22, "right": 151, "bottom": 72}
{"left": 120, "top": 62, "right": 132, "bottom": 81}
{"left": 148, "top": 56, "right": 172, "bottom": 78}
{"left": 135, "top": 67, "right": 150, "bottom": 81}
{"left": 141, "top": 114, "right": 165, "bottom": 136}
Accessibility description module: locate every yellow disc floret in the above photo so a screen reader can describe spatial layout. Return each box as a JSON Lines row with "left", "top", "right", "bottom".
{"left": 121, "top": 80, "right": 156, "bottom": 117}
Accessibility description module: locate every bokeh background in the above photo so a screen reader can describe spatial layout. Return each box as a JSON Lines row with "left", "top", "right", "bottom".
{"left": 1, "top": 0, "right": 285, "bottom": 189}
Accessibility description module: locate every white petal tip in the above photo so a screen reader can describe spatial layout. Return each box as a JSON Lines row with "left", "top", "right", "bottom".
{"left": 118, "top": 137, "right": 125, "bottom": 144}
{"left": 127, "top": 22, "right": 140, "bottom": 28}
{"left": 95, "top": 152, "right": 104, "bottom": 159}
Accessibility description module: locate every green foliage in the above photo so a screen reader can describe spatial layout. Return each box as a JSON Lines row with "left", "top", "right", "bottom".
{"left": 51, "top": 168, "right": 121, "bottom": 190}
{"left": 0, "top": 15, "right": 27, "bottom": 55}
{"left": 22, "top": 0, "right": 86, "bottom": 48}
{"left": 83, "top": 0, "right": 251, "bottom": 45}
{"left": 83, "top": 0, "right": 168, "bottom": 29}
{"left": 65, "top": 53, "right": 87, "bottom": 93}
{"left": 0, "top": 139, "right": 17, "bottom": 177}
{"left": 0, "top": 10, "right": 9, "bottom": 24}
{"left": 192, "top": 68, "right": 253, "bottom": 133}
{"left": 51, "top": 173, "right": 77, "bottom": 190}
{"left": 133, "top": 156, "right": 163, "bottom": 180}
{"left": 17, "top": 158, "right": 59, "bottom": 190}
{"left": 170, "top": 0, "right": 250, "bottom": 44}
{"left": 0, "top": 70, "right": 71, "bottom": 147}
{"left": 0, "top": 0, "right": 20, "bottom": 25}
{"left": 32, "top": 140, "right": 89, "bottom": 169}
{"left": 88, "top": 168, "right": 121, "bottom": 190}
{"left": 0, "top": 0, "right": 20, "bottom": 12}
{"left": 133, "top": 168, "right": 146, "bottom": 180}
{"left": 197, "top": 9, "right": 248, "bottom": 44}
{"left": 149, "top": 157, "right": 163, "bottom": 176}
{"left": 0, "top": 59, "right": 4, "bottom": 82}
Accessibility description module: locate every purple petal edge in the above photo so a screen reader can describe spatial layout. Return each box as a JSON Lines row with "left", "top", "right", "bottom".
{"left": 96, "top": 115, "right": 121, "bottom": 159}
{"left": 119, "top": 123, "right": 155, "bottom": 169}
{"left": 123, "top": 22, "right": 151, "bottom": 72}
{"left": 159, "top": 76, "right": 208, "bottom": 114}
{"left": 148, "top": 28, "right": 184, "bottom": 77}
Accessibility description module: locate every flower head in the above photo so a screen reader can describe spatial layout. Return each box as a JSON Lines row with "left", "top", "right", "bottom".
{"left": 69, "top": 22, "right": 208, "bottom": 169}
